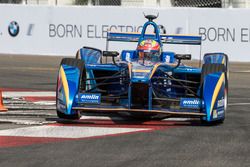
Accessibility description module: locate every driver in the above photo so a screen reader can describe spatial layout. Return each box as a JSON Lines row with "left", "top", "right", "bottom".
{"left": 137, "top": 39, "right": 161, "bottom": 63}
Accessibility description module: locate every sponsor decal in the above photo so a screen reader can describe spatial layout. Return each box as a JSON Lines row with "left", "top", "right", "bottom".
{"left": 48, "top": 24, "right": 167, "bottom": 39}
{"left": 165, "top": 55, "right": 170, "bottom": 63}
{"left": 27, "top": 24, "right": 35, "bottom": 36}
{"left": 199, "top": 27, "right": 235, "bottom": 42}
{"left": 78, "top": 93, "right": 101, "bottom": 104}
{"left": 213, "top": 109, "right": 218, "bottom": 119}
{"left": 175, "top": 27, "right": 183, "bottom": 34}
{"left": 133, "top": 74, "right": 146, "bottom": 79}
{"left": 132, "top": 71, "right": 151, "bottom": 79}
{"left": 166, "top": 88, "right": 171, "bottom": 92}
{"left": 49, "top": 24, "right": 82, "bottom": 38}
{"left": 125, "top": 52, "right": 131, "bottom": 62}
{"left": 180, "top": 98, "right": 201, "bottom": 109}
{"left": 186, "top": 68, "right": 196, "bottom": 71}
{"left": 57, "top": 101, "right": 66, "bottom": 111}
{"left": 8, "top": 21, "right": 19, "bottom": 37}
{"left": 158, "top": 25, "right": 166, "bottom": 34}
{"left": 217, "top": 110, "right": 224, "bottom": 116}
{"left": 217, "top": 98, "right": 224, "bottom": 108}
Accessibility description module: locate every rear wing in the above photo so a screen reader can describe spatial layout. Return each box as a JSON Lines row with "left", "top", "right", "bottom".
{"left": 107, "top": 32, "right": 202, "bottom": 45}
{"left": 106, "top": 31, "right": 202, "bottom": 67}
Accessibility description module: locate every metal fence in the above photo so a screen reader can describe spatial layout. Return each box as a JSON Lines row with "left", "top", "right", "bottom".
{"left": 171, "top": 0, "right": 222, "bottom": 7}
{"left": 0, "top": 0, "right": 21, "bottom": 3}
{"left": 76, "top": 0, "right": 121, "bottom": 5}
{"left": 1, "top": 0, "right": 250, "bottom": 8}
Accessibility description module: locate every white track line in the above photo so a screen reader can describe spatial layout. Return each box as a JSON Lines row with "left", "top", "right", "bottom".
{"left": 33, "top": 101, "right": 56, "bottom": 105}
{"left": 80, "top": 115, "right": 125, "bottom": 121}
{"left": 0, "top": 126, "right": 148, "bottom": 138}
{"left": 3, "top": 91, "right": 55, "bottom": 98}
{"left": 228, "top": 103, "right": 250, "bottom": 106}
{"left": 231, "top": 70, "right": 250, "bottom": 73}
{"left": 230, "top": 97, "right": 250, "bottom": 99}
{"left": 164, "top": 118, "right": 191, "bottom": 121}
{"left": 0, "top": 119, "right": 56, "bottom": 125}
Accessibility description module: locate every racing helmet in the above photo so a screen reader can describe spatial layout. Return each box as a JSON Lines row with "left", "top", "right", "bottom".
{"left": 137, "top": 39, "right": 161, "bottom": 62}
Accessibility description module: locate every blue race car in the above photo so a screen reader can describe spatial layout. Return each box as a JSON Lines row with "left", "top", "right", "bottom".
{"left": 56, "top": 15, "right": 229, "bottom": 124}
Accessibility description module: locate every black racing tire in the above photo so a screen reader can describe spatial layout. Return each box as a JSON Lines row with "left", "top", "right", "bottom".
{"left": 56, "top": 110, "right": 81, "bottom": 120}
{"left": 76, "top": 49, "right": 81, "bottom": 59}
{"left": 201, "top": 63, "right": 225, "bottom": 82}
{"left": 60, "top": 58, "right": 85, "bottom": 70}
{"left": 200, "top": 63, "right": 228, "bottom": 125}
{"left": 56, "top": 58, "right": 85, "bottom": 120}
{"left": 75, "top": 47, "right": 103, "bottom": 64}
{"left": 217, "top": 83, "right": 228, "bottom": 124}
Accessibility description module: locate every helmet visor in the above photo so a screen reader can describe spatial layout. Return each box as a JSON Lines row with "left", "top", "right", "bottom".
{"left": 138, "top": 50, "right": 160, "bottom": 62}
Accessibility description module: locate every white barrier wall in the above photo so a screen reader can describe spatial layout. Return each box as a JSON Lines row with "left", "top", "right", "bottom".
{"left": 1, "top": 5, "right": 250, "bottom": 61}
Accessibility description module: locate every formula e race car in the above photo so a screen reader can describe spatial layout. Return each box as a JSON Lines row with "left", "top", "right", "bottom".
{"left": 56, "top": 14, "right": 229, "bottom": 124}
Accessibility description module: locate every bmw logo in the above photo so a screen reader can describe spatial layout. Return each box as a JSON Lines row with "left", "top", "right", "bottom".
{"left": 8, "top": 21, "right": 19, "bottom": 37}
{"left": 158, "top": 25, "right": 166, "bottom": 34}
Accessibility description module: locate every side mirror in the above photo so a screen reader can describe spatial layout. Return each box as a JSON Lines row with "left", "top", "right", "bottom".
{"left": 174, "top": 54, "right": 191, "bottom": 60}
{"left": 103, "top": 51, "right": 119, "bottom": 57}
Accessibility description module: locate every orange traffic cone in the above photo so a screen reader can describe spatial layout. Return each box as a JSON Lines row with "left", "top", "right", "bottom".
{"left": 0, "top": 90, "right": 7, "bottom": 112}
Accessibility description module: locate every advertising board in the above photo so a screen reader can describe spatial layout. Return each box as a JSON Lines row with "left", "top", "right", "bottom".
{"left": 0, "top": 5, "right": 250, "bottom": 61}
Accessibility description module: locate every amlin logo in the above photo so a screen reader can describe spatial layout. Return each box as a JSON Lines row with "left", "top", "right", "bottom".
{"left": 79, "top": 93, "right": 101, "bottom": 104}
{"left": 183, "top": 99, "right": 200, "bottom": 105}
{"left": 180, "top": 98, "right": 201, "bottom": 109}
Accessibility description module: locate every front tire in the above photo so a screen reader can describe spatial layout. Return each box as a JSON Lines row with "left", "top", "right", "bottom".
{"left": 56, "top": 58, "right": 85, "bottom": 120}
{"left": 217, "top": 83, "right": 228, "bottom": 123}
{"left": 56, "top": 110, "right": 81, "bottom": 120}
{"left": 200, "top": 63, "right": 228, "bottom": 125}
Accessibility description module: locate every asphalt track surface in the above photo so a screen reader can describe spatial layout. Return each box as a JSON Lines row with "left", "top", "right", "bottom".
{"left": 0, "top": 55, "right": 250, "bottom": 167}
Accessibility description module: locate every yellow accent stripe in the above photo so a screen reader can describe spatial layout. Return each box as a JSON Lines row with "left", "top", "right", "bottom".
{"left": 222, "top": 57, "right": 225, "bottom": 64}
{"left": 149, "top": 63, "right": 162, "bottom": 78}
{"left": 152, "top": 40, "right": 156, "bottom": 46}
{"left": 210, "top": 73, "right": 225, "bottom": 115}
{"left": 60, "top": 66, "right": 69, "bottom": 108}
{"left": 132, "top": 69, "right": 151, "bottom": 73}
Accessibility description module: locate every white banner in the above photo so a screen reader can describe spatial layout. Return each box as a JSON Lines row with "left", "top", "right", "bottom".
{"left": 1, "top": 5, "right": 250, "bottom": 61}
